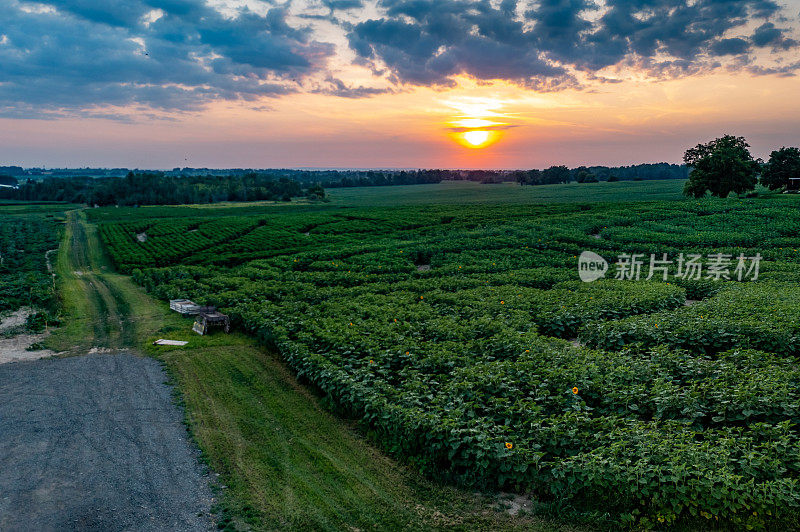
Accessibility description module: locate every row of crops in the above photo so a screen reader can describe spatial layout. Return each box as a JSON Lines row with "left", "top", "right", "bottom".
{"left": 96, "top": 197, "right": 800, "bottom": 528}
{"left": 0, "top": 204, "right": 68, "bottom": 319}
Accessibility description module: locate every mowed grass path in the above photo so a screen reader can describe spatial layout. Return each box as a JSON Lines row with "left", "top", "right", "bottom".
{"left": 52, "top": 210, "right": 580, "bottom": 531}
{"left": 45, "top": 210, "right": 168, "bottom": 352}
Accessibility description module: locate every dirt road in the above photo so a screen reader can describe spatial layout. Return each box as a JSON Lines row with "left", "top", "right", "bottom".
{"left": 0, "top": 211, "right": 214, "bottom": 531}
{"left": 0, "top": 354, "right": 214, "bottom": 531}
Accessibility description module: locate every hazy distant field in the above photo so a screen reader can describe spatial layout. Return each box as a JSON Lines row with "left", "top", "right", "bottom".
{"left": 325, "top": 179, "right": 687, "bottom": 206}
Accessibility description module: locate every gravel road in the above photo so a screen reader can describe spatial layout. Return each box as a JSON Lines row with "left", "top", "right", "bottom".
{"left": 0, "top": 352, "right": 214, "bottom": 531}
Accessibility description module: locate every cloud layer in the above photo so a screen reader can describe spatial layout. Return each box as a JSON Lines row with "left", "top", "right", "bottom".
{"left": 0, "top": 0, "right": 333, "bottom": 117}
{"left": 0, "top": 0, "right": 798, "bottom": 118}
{"left": 348, "top": 0, "right": 800, "bottom": 87}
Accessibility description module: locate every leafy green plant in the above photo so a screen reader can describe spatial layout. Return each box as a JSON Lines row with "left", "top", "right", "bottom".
{"left": 97, "top": 196, "right": 800, "bottom": 527}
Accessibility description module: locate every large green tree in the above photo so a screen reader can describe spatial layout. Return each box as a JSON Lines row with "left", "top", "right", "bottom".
{"left": 541, "top": 165, "right": 571, "bottom": 184}
{"left": 760, "top": 146, "right": 800, "bottom": 191}
{"left": 683, "top": 135, "right": 760, "bottom": 198}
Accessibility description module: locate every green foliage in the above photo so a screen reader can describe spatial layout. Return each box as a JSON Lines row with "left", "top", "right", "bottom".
{"left": 2, "top": 172, "right": 319, "bottom": 206}
{"left": 761, "top": 146, "right": 800, "bottom": 191}
{"left": 97, "top": 195, "right": 800, "bottom": 528}
{"left": 0, "top": 206, "right": 63, "bottom": 314}
{"left": 542, "top": 165, "right": 571, "bottom": 184}
{"left": 25, "top": 310, "right": 61, "bottom": 332}
{"left": 581, "top": 282, "right": 800, "bottom": 355}
{"left": 683, "top": 135, "right": 760, "bottom": 198}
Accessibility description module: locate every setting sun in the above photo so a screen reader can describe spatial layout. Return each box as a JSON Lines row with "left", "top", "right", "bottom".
{"left": 446, "top": 97, "right": 511, "bottom": 150}
{"left": 463, "top": 130, "right": 490, "bottom": 147}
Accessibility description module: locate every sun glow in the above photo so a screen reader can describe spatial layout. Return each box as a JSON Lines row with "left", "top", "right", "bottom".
{"left": 463, "top": 130, "right": 491, "bottom": 147}
{"left": 453, "top": 118, "right": 496, "bottom": 129}
{"left": 445, "top": 96, "right": 511, "bottom": 150}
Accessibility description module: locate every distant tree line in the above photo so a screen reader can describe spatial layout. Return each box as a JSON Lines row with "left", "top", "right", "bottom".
{"left": 2, "top": 163, "right": 691, "bottom": 190}
{"left": 18, "top": 167, "right": 128, "bottom": 178}
{"left": 0, "top": 166, "right": 24, "bottom": 177}
{"left": 512, "top": 163, "right": 688, "bottom": 186}
{"left": 318, "top": 169, "right": 453, "bottom": 188}
{"left": 170, "top": 165, "right": 688, "bottom": 187}
{"left": 0, "top": 172, "right": 324, "bottom": 206}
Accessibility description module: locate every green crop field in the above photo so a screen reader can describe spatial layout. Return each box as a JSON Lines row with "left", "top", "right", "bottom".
{"left": 87, "top": 184, "right": 800, "bottom": 529}
{"left": 0, "top": 203, "right": 74, "bottom": 324}
{"left": 324, "top": 179, "right": 688, "bottom": 206}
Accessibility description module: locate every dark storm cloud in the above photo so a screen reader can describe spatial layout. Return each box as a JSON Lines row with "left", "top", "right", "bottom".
{"left": 583, "top": 0, "right": 778, "bottom": 65}
{"left": 44, "top": 0, "right": 148, "bottom": 27}
{"left": 347, "top": 0, "right": 799, "bottom": 87}
{"left": 347, "top": 0, "right": 577, "bottom": 89}
{"left": 751, "top": 22, "right": 799, "bottom": 50}
{"left": 0, "top": 0, "right": 333, "bottom": 117}
{"left": 709, "top": 38, "right": 752, "bottom": 56}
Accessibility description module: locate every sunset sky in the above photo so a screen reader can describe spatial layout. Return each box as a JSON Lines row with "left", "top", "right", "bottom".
{"left": 1, "top": 0, "right": 800, "bottom": 169}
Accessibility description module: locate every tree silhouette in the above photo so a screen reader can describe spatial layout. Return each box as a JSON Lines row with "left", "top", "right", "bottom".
{"left": 683, "top": 135, "right": 760, "bottom": 198}
{"left": 760, "top": 147, "right": 800, "bottom": 191}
